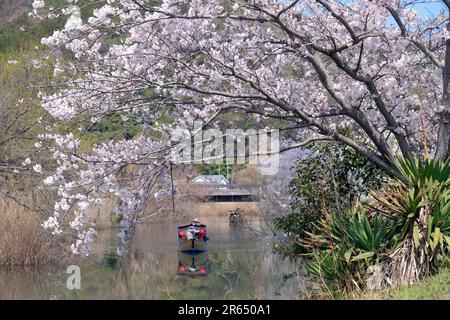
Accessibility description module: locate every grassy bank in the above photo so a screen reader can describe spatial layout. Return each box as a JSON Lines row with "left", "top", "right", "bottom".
{"left": 388, "top": 269, "right": 450, "bottom": 300}
{"left": 352, "top": 269, "right": 450, "bottom": 300}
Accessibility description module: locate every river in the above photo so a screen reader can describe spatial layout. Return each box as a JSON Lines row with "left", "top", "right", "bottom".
{"left": 0, "top": 216, "right": 303, "bottom": 299}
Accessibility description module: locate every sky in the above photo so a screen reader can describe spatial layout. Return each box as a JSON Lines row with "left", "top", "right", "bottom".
{"left": 413, "top": 1, "right": 447, "bottom": 17}
{"left": 277, "top": 1, "right": 448, "bottom": 17}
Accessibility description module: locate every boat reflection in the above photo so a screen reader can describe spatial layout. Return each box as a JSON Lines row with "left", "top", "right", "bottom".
{"left": 177, "top": 251, "right": 209, "bottom": 276}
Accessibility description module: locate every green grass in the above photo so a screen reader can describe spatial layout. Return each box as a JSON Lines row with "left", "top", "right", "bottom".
{"left": 351, "top": 268, "right": 450, "bottom": 300}
{"left": 390, "top": 268, "right": 450, "bottom": 300}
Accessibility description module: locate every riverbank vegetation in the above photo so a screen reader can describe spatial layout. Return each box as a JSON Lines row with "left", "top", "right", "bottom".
{"left": 362, "top": 268, "right": 450, "bottom": 299}
{"left": 0, "top": 41, "right": 60, "bottom": 266}
{"left": 382, "top": 268, "right": 450, "bottom": 300}
{"left": 0, "top": 1, "right": 115, "bottom": 264}
{"left": 0, "top": 197, "right": 69, "bottom": 266}
{"left": 274, "top": 146, "right": 450, "bottom": 298}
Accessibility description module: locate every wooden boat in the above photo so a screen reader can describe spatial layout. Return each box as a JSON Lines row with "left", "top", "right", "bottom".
{"left": 228, "top": 208, "right": 246, "bottom": 224}
{"left": 177, "top": 252, "right": 209, "bottom": 276}
{"left": 177, "top": 223, "right": 208, "bottom": 253}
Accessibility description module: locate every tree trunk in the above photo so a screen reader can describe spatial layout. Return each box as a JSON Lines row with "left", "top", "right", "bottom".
{"left": 388, "top": 207, "right": 430, "bottom": 286}
{"left": 435, "top": 18, "right": 450, "bottom": 161}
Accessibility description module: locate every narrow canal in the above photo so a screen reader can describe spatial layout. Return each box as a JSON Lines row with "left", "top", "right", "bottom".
{"left": 0, "top": 216, "right": 303, "bottom": 299}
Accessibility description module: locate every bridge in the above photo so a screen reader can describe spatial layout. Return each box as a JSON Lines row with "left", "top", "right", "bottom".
{"left": 188, "top": 184, "right": 257, "bottom": 202}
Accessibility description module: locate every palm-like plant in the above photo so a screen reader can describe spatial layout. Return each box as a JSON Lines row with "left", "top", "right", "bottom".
{"left": 344, "top": 208, "right": 396, "bottom": 254}
{"left": 302, "top": 206, "right": 395, "bottom": 291}
{"left": 371, "top": 158, "right": 450, "bottom": 285}
{"left": 299, "top": 157, "right": 449, "bottom": 292}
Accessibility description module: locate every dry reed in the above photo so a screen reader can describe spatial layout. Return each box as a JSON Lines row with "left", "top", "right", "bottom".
{"left": 0, "top": 196, "right": 67, "bottom": 266}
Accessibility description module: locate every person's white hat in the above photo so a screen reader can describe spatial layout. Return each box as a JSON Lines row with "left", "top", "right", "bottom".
{"left": 192, "top": 218, "right": 200, "bottom": 223}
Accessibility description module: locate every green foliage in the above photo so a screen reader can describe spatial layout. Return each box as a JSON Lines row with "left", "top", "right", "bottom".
{"left": 274, "top": 142, "right": 385, "bottom": 258}
{"left": 0, "top": 49, "right": 55, "bottom": 188}
{"left": 0, "top": 1, "right": 63, "bottom": 54}
{"left": 390, "top": 268, "right": 450, "bottom": 299}
{"left": 373, "top": 158, "right": 450, "bottom": 273}
{"left": 393, "top": 157, "right": 450, "bottom": 186}
{"left": 299, "top": 157, "right": 450, "bottom": 292}
{"left": 74, "top": 114, "right": 141, "bottom": 151}
{"left": 305, "top": 248, "right": 358, "bottom": 287}
{"left": 87, "top": 113, "right": 140, "bottom": 138}
{"left": 302, "top": 206, "right": 396, "bottom": 291}
{"left": 196, "top": 163, "right": 245, "bottom": 177}
{"left": 0, "top": 0, "right": 102, "bottom": 54}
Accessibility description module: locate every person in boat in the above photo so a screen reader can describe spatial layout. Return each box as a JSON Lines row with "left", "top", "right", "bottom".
{"left": 229, "top": 208, "right": 241, "bottom": 218}
{"left": 186, "top": 218, "right": 208, "bottom": 241}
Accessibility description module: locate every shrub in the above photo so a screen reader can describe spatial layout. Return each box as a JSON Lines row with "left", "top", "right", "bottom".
{"left": 302, "top": 206, "right": 396, "bottom": 292}
{"left": 300, "top": 157, "right": 450, "bottom": 293}
{"left": 274, "top": 142, "right": 385, "bottom": 258}
{"left": 371, "top": 158, "right": 450, "bottom": 285}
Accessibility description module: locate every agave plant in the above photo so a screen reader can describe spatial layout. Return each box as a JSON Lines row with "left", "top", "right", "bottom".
{"left": 304, "top": 247, "right": 363, "bottom": 294}
{"left": 344, "top": 207, "right": 397, "bottom": 254}
{"left": 371, "top": 158, "right": 450, "bottom": 285}
{"left": 300, "top": 158, "right": 450, "bottom": 291}
{"left": 301, "top": 206, "right": 395, "bottom": 291}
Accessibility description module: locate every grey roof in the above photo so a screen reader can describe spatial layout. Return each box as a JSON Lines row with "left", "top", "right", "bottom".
{"left": 192, "top": 175, "right": 229, "bottom": 184}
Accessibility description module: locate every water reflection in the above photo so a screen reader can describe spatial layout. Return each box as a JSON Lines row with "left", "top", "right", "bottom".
{"left": 178, "top": 252, "right": 209, "bottom": 276}
{"left": 0, "top": 216, "right": 303, "bottom": 299}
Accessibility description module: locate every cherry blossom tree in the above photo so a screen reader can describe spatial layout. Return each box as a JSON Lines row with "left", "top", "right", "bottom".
{"left": 30, "top": 0, "right": 450, "bottom": 254}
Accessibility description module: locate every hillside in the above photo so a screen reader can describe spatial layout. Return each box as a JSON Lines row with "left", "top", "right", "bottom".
{"left": 0, "top": 0, "right": 67, "bottom": 54}
{"left": 0, "top": 0, "right": 30, "bottom": 24}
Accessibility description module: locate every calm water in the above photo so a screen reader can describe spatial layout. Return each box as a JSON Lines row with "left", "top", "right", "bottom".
{"left": 0, "top": 216, "right": 303, "bottom": 299}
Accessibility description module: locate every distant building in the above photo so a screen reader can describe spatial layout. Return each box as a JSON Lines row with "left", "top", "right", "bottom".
{"left": 191, "top": 175, "right": 229, "bottom": 186}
